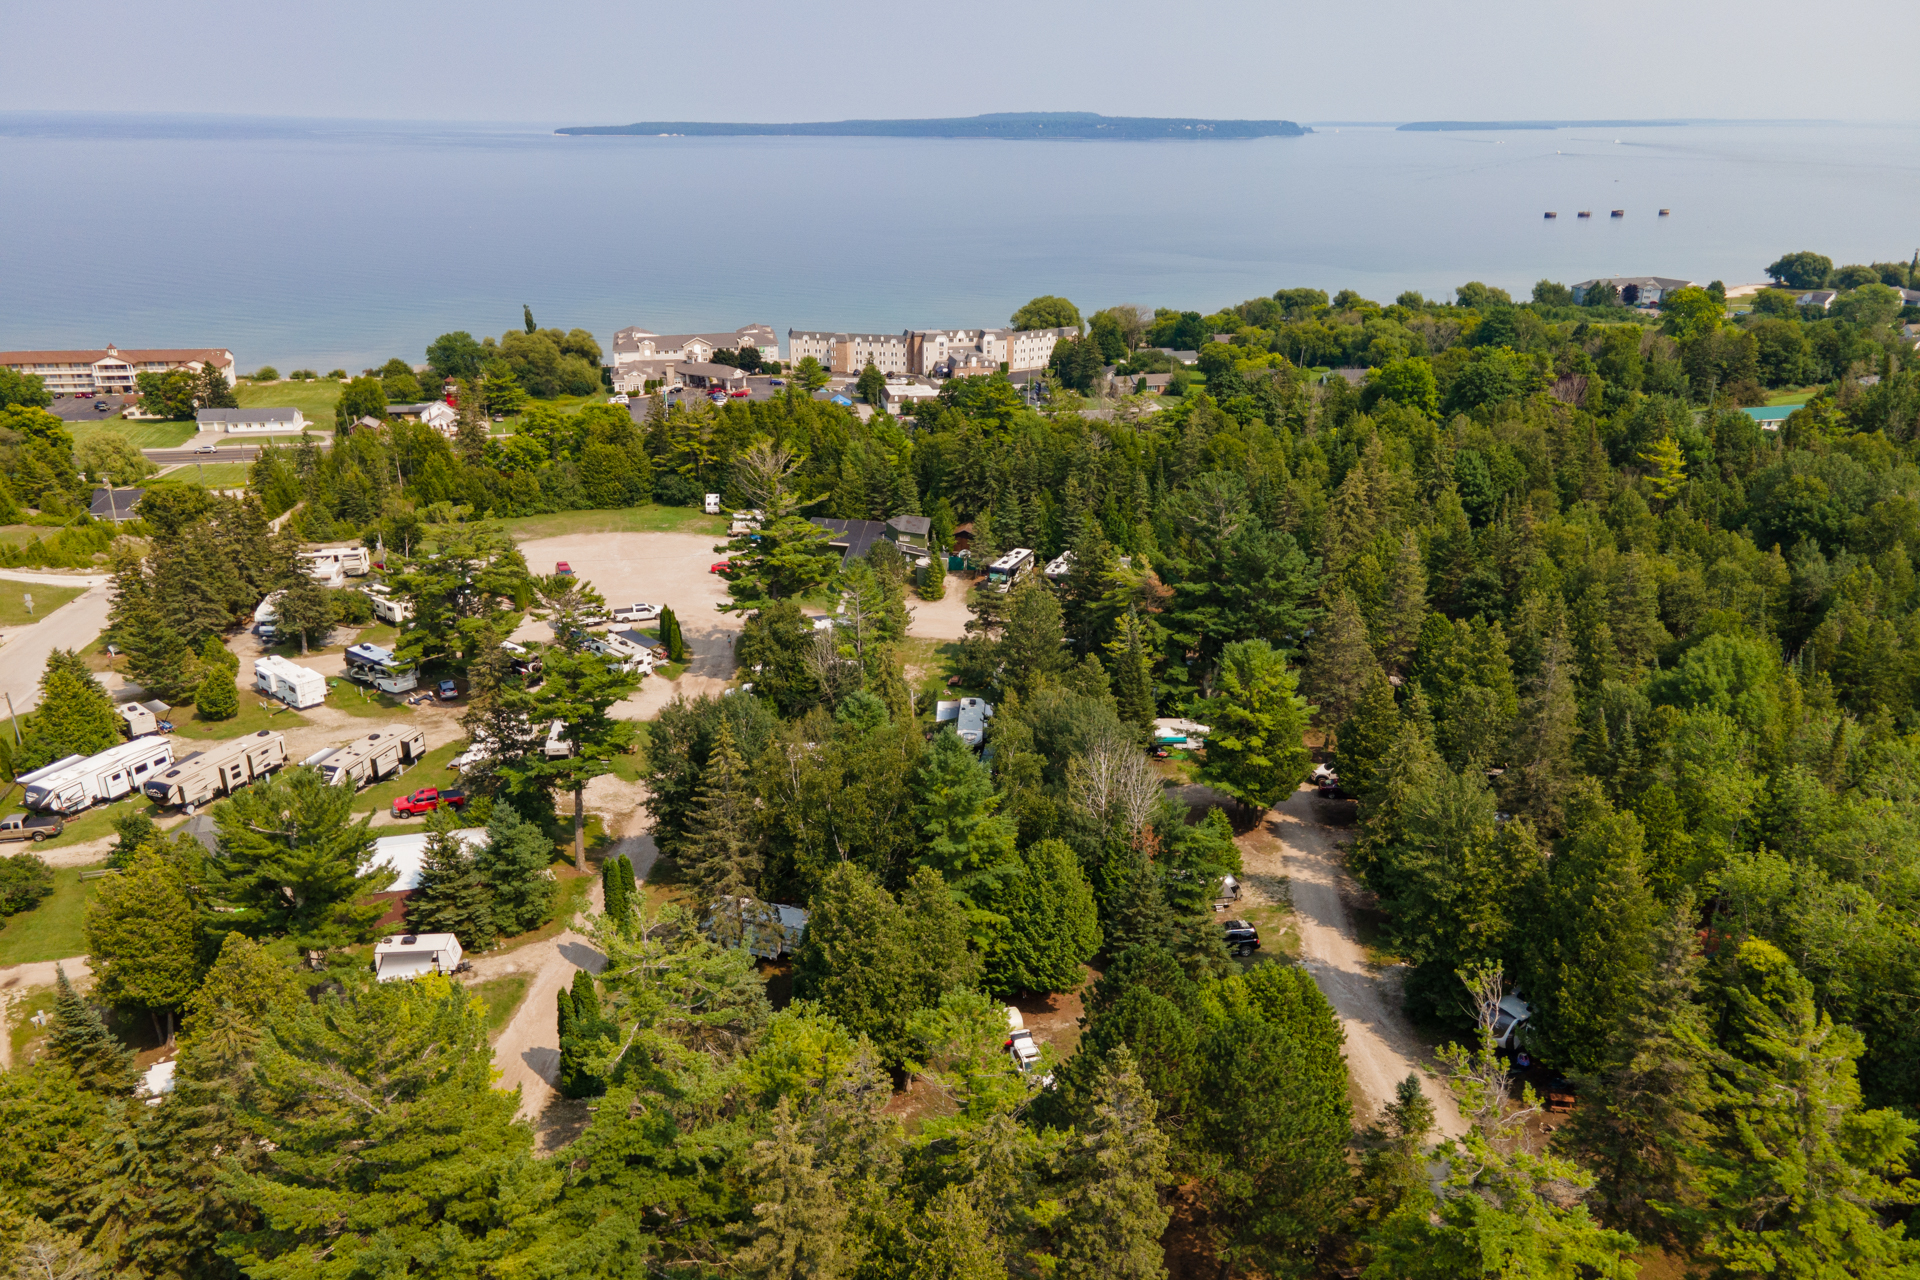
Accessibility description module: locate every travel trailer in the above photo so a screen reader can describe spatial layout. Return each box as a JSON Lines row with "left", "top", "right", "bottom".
{"left": 254, "top": 654, "right": 327, "bottom": 709}
{"left": 303, "top": 725, "right": 428, "bottom": 788}
{"left": 19, "top": 738, "right": 176, "bottom": 813}
{"left": 143, "top": 730, "right": 287, "bottom": 808}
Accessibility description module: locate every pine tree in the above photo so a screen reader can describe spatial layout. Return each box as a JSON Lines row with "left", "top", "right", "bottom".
{"left": 405, "top": 815, "right": 496, "bottom": 950}
{"left": 213, "top": 765, "right": 390, "bottom": 946}
{"left": 1104, "top": 609, "right": 1157, "bottom": 735}
{"left": 558, "top": 968, "right": 614, "bottom": 1097}
{"left": 1051, "top": 1048, "right": 1171, "bottom": 1280}
{"left": 20, "top": 649, "right": 120, "bottom": 770}
{"left": 1561, "top": 896, "right": 1717, "bottom": 1244}
{"left": 980, "top": 838, "right": 1101, "bottom": 996}
{"left": 1354, "top": 1075, "right": 1437, "bottom": 1227}
{"left": 123, "top": 605, "right": 197, "bottom": 705}
{"left": 274, "top": 569, "right": 334, "bottom": 655}
{"left": 1522, "top": 809, "right": 1658, "bottom": 1073}
{"left": 47, "top": 965, "right": 136, "bottom": 1094}
{"left": 1504, "top": 617, "right": 1580, "bottom": 833}
{"left": 195, "top": 665, "right": 238, "bottom": 720}
{"left": 914, "top": 730, "right": 1019, "bottom": 931}
{"left": 999, "top": 579, "right": 1071, "bottom": 696}
{"left": 1194, "top": 639, "right": 1313, "bottom": 813}
{"left": 1304, "top": 589, "right": 1377, "bottom": 743}
{"left": 600, "top": 852, "right": 635, "bottom": 927}
{"left": 1691, "top": 941, "right": 1920, "bottom": 1276}
{"left": 680, "top": 723, "right": 762, "bottom": 937}
{"left": 454, "top": 378, "right": 489, "bottom": 464}
{"left": 736, "top": 1096, "right": 852, "bottom": 1280}
{"left": 1379, "top": 529, "right": 1427, "bottom": 674}
{"left": 910, "top": 1185, "right": 1008, "bottom": 1280}
{"left": 472, "top": 803, "right": 555, "bottom": 936}
{"left": 1334, "top": 665, "right": 1400, "bottom": 800}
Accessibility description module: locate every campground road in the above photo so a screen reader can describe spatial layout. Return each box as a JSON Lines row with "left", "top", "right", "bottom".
{"left": 1243, "top": 786, "right": 1468, "bottom": 1137}
{"left": 0, "top": 582, "right": 114, "bottom": 715}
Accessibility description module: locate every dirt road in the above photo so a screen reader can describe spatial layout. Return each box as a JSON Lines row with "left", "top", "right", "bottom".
{"left": 1240, "top": 786, "right": 1467, "bottom": 1137}
{"left": 0, "top": 574, "right": 114, "bottom": 714}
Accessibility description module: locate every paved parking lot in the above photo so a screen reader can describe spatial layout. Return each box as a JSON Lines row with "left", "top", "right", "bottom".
{"left": 44, "top": 394, "right": 131, "bottom": 421}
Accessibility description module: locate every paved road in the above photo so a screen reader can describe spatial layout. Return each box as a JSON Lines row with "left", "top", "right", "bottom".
{"left": 142, "top": 444, "right": 275, "bottom": 464}
{"left": 0, "top": 579, "right": 114, "bottom": 715}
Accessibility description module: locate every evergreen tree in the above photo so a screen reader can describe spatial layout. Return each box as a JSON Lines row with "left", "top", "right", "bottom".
{"left": 405, "top": 813, "right": 496, "bottom": 950}
{"left": 473, "top": 802, "right": 556, "bottom": 936}
{"left": 195, "top": 664, "right": 238, "bottom": 719}
{"left": 1379, "top": 529, "right": 1428, "bottom": 674}
{"left": 910, "top": 1185, "right": 1008, "bottom": 1280}
{"left": 980, "top": 837, "right": 1100, "bottom": 996}
{"left": 1304, "top": 589, "right": 1377, "bottom": 743}
{"left": 999, "top": 579, "right": 1072, "bottom": 696}
{"left": 1523, "top": 809, "right": 1658, "bottom": 1073}
{"left": 83, "top": 843, "right": 202, "bottom": 1043}
{"left": 601, "top": 852, "right": 636, "bottom": 928}
{"left": 1051, "top": 1048, "right": 1171, "bottom": 1280}
{"left": 1354, "top": 1075, "right": 1438, "bottom": 1228}
{"left": 198, "top": 364, "right": 239, "bottom": 409}
{"left": 213, "top": 765, "right": 391, "bottom": 946}
{"left": 914, "top": 729, "right": 1020, "bottom": 932}
{"left": 1688, "top": 940, "right": 1920, "bottom": 1277}
{"left": 1561, "top": 896, "right": 1717, "bottom": 1244}
{"left": 47, "top": 965, "right": 136, "bottom": 1094}
{"left": 736, "top": 1096, "right": 852, "bottom": 1280}
{"left": 19, "top": 649, "right": 119, "bottom": 770}
{"left": 220, "top": 975, "right": 563, "bottom": 1276}
{"left": 1334, "top": 665, "right": 1400, "bottom": 799}
{"left": 1102, "top": 853, "right": 1175, "bottom": 959}
{"left": 1104, "top": 609, "right": 1157, "bottom": 735}
{"left": 274, "top": 568, "right": 334, "bottom": 655}
{"left": 680, "top": 722, "right": 762, "bottom": 923}
{"left": 1194, "top": 639, "right": 1313, "bottom": 813}
{"left": 1504, "top": 617, "right": 1580, "bottom": 833}
{"left": 123, "top": 605, "right": 197, "bottom": 705}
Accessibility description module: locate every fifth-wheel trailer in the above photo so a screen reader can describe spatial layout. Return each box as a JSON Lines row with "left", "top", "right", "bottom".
{"left": 302, "top": 725, "right": 428, "bottom": 788}
{"left": 143, "top": 730, "right": 288, "bottom": 808}
{"left": 18, "top": 737, "right": 177, "bottom": 813}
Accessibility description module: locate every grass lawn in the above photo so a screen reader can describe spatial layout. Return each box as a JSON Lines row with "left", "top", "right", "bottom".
{"left": 68, "top": 418, "right": 199, "bottom": 451}
{"left": 148, "top": 462, "right": 252, "bottom": 489}
{"left": 235, "top": 380, "right": 343, "bottom": 422}
{"left": 353, "top": 740, "right": 466, "bottom": 816}
{"left": 472, "top": 973, "right": 532, "bottom": 1038}
{"left": 496, "top": 391, "right": 618, "bottom": 430}
{"left": 0, "top": 583, "right": 87, "bottom": 626}
{"left": 353, "top": 623, "right": 401, "bottom": 650}
{"left": 170, "top": 691, "right": 310, "bottom": 741}
{"left": 327, "top": 683, "right": 413, "bottom": 718}
{"left": 8, "top": 985, "right": 60, "bottom": 1064}
{"left": 0, "top": 864, "right": 101, "bottom": 966}
{"left": 1765, "top": 386, "right": 1820, "bottom": 406}
{"left": 0, "top": 788, "right": 164, "bottom": 851}
{"left": 490, "top": 506, "right": 726, "bottom": 540}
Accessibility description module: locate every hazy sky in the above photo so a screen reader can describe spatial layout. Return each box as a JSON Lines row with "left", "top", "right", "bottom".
{"left": 7, "top": 0, "right": 1917, "bottom": 124}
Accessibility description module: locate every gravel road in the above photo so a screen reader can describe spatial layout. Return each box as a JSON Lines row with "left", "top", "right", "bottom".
{"left": 1239, "top": 785, "right": 1467, "bottom": 1137}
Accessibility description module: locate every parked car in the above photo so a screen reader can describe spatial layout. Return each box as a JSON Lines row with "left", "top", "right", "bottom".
{"left": 436, "top": 679, "right": 459, "bottom": 701}
{"left": 709, "top": 561, "right": 731, "bottom": 575}
{"left": 0, "top": 812, "right": 64, "bottom": 843}
{"left": 390, "top": 787, "right": 469, "bottom": 818}
{"left": 610, "top": 603, "right": 660, "bottom": 624}
{"left": 554, "top": 561, "right": 573, "bottom": 577}
{"left": 1222, "top": 919, "right": 1260, "bottom": 957}
{"left": 608, "top": 394, "right": 630, "bottom": 405}
{"left": 94, "top": 400, "right": 110, "bottom": 411}
{"left": 729, "top": 388, "right": 750, "bottom": 397}
{"left": 768, "top": 378, "right": 785, "bottom": 386}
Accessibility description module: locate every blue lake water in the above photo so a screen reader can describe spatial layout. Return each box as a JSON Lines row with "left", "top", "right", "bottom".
{"left": 3, "top": 113, "right": 1917, "bottom": 371}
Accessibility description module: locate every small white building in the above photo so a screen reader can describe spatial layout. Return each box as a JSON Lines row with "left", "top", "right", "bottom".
{"left": 372, "top": 932, "right": 464, "bottom": 982}
{"left": 387, "top": 401, "right": 458, "bottom": 432}
{"left": 254, "top": 655, "right": 327, "bottom": 709}
{"left": 368, "top": 828, "right": 490, "bottom": 891}
{"left": 196, "top": 407, "right": 308, "bottom": 434}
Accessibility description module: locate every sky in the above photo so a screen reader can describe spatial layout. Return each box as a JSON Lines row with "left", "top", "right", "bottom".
{"left": 6, "top": 0, "right": 1917, "bottom": 125}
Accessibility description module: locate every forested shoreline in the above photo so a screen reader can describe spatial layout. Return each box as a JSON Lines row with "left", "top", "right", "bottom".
{"left": 3, "top": 254, "right": 1920, "bottom": 1278}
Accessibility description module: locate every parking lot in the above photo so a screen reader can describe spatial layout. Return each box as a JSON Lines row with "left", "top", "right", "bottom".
{"left": 45, "top": 394, "right": 132, "bottom": 421}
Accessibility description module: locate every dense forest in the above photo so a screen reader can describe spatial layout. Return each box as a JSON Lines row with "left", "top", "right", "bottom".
{"left": 4, "top": 253, "right": 1920, "bottom": 1278}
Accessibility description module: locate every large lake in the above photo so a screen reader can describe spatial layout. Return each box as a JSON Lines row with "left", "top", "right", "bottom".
{"left": 3, "top": 114, "right": 1916, "bottom": 371}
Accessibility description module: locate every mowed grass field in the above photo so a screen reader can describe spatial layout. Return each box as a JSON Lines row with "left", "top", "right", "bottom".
{"left": 0, "top": 865, "right": 99, "bottom": 966}
{"left": 0, "top": 583, "right": 87, "bottom": 626}
{"left": 491, "top": 506, "right": 726, "bottom": 540}
{"left": 234, "top": 380, "right": 344, "bottom": 422}
{"left": 66, "top": 418, "right": 197, "bottom": 451}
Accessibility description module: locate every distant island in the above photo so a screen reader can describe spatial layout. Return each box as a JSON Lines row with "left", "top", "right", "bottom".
{"left": 1397, "top": 119, "right": 1690, "bottom": 131}
{"left": 555, "top": 111, "right": 1308, "bottom": 140}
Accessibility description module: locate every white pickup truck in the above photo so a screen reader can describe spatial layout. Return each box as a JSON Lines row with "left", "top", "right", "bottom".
{"left": 609, "top": 603, "right": 660, "bottom": 624}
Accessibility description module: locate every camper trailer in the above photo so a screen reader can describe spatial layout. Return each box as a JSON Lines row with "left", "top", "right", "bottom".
{"left": 299, "top": 546, "right": 369, "bottom": 583}
{"left": 985, "top": 548, "right": 1037, "bottom": 590}
{"left": 543, "top": 720, "right": 573, "bottom": 759}
{"left": 253, "top": 590, "right": 283, "bottom": 640}
{"left": 343, "top": 642, "right": 418, "bottom": 694}
{"left": 303, "top": 725, "right": 428, "bottom": 788}
{"left": 254, "top": 655, "right": 327, "bottom": 709}
{"left": 144, "top": 730, "right": 287, "bottom": 808}
{"left": 361, "top": 583, "right": 412, "bottom": 624}
{"left": 118, "top": 699, "right": 173, "bottom": 737}
{"left": 19, "top": 738, "right": 177, "bottom": 814}
{"left": 372, "top": 932, "right": 464, "bottom": 982}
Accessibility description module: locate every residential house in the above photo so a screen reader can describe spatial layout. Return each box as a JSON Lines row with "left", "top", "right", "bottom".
{"left": 196, "top": 407, "right": 307, "bottom": 434}
{"left": 0, "top": 345, "right": 236, "bottom": 397}
{"left": 90, "top": 488, "right": 145, "bottom": 522}
{"left": 1794, "top": 290, "right": 1839, "bottom": 311}
{"left": 1152, "top": 347, "right": 1200, "bottom": 365}
{"left": 387, "top": 401, "right": 458, "bottom": 431}
{"left": 808, "top": 515, "right": 935, "bottom": 566}
{"left": 881, "top": 381, "right": 939, "bottom": 413}
{"left": 1571, "top": 276, "right": 1695, "bottom": 306}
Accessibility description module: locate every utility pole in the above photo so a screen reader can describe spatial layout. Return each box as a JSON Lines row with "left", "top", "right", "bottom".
{"left": 5, "top": 692, "right": 21, "bottom": 745}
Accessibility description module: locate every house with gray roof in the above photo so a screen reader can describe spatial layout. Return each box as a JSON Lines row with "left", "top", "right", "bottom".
{"left": 1571, "top": 276, "right": 1695, "bottom": 306}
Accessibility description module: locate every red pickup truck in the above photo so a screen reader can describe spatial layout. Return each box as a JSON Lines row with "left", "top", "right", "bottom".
{"left": 391, "top": 787, "right": 468, "bottom": 817}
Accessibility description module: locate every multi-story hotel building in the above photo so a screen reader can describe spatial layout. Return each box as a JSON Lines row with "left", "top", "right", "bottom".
{"left": 791, "top": 327, "right": 1078, "bottom": 379}
{"left": 0, "top": 345, "right": 236, "bottom": 396}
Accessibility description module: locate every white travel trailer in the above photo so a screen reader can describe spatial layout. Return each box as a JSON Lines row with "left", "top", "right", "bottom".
{"left": 303, "top": 725, "right": 428, "bottom": 788}
{"left": 117, "top": 699, "right": 173, "bottom": 737}
{"left": 19, "top": 737, "right": 176, "bottom": 813}
{"left": 372, "top": 932, "right": 464, "bottom": 982}
{"left": 253, "top": 590, "right": 284, "bottom": 640}
{"left": 254, "top": 654, "right": 328, "bottom": 709}
{"left": 985, "top": 547, "right": 1036, "bottom": 590}
{"left": 299, "top": 546, "right": 370, "bottom": 583}
{"left": 361, "top": 583, "right": 412, "bottom": 624}
{"left": 144, "top": 730, "right": 287, "bottom": 808}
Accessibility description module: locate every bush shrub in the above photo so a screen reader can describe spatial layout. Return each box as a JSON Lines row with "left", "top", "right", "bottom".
{"left": 0, "top": 852, "right": 54, "bottom": 917}
{"left": 249, "top": 367, "right": 280, "bottom": 382}
{"left": 195, "top": 669, "right": 239, "bottom": 720}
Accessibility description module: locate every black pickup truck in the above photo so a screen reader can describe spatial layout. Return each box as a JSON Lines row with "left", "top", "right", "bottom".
{"left": 1222, "top": 918, "right": 1261, "bottom": 958}
{"left": 0, "top": 812, "right": 64, "bottom": 844}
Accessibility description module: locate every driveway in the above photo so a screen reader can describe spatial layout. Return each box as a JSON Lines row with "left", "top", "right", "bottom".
{"left": 1238, "top": 785, "right": 1468, "bottom": 1137}
{"left": 905, "top": 573, "right": 971, "bottom": 640}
